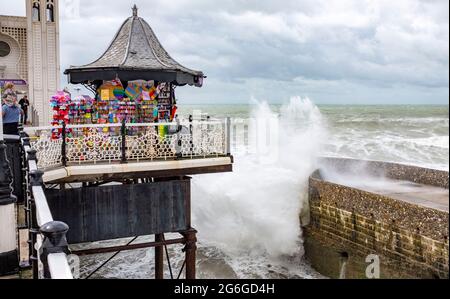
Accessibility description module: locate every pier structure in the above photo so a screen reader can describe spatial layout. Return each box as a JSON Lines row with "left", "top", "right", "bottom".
{"left": 1, "top": 5, "right": 233, "bottom": 279}
{"left": 17, "top": 116, "right": 232, "bottom": 279}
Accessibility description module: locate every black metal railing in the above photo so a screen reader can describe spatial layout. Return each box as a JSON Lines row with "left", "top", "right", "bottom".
{"left": 19, "top": 126, "right": 73, "bottom": 279}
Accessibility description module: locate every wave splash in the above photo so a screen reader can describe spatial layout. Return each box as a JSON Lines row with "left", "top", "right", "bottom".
{"left": 191, "top": 97, "right": 327, "bottom": 259}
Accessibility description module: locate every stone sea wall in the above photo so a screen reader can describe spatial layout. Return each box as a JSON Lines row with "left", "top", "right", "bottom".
{"left": 318, "top": 157, "right": 449, "bottom": 189}
{"left": 303, "top": 158, "right": 449, "bottom": 279}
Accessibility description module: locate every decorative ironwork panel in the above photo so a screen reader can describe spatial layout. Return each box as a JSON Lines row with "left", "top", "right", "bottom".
{"left": 66, "top": 128, "right": 122, "bottom": 164}
{"left": 191, "top": 122, "right": 225, "bottom": 157}
{"left": 31, "top": 134, "right": 62, "bottom": 169}
{"left": 126, "top": 129, "right": 158, "bottom": 161}
{"left": 28, "top": 120, "right": 228, "bottom": 170}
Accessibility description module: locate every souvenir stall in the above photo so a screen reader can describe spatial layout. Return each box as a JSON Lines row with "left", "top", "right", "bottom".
{"left": 58, "top": 5, "right": 203, "bottom": 144}
{"left": 49, "top": 79, "right": 178, "bottom": 137}
{"left": 63, "top": 6, "right": 203, "bottom": 125}
{"left": 94, "top": 79, "right": 176, "bottom": 126}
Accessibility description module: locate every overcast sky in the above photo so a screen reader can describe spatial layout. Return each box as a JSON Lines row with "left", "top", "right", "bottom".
{"left": 1, "top": 0, "right": 449, "bottom": 104}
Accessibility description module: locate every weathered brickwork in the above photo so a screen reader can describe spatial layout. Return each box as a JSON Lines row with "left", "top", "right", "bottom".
{"left": 304, "top": 159, "right": 449, "bottom": 279}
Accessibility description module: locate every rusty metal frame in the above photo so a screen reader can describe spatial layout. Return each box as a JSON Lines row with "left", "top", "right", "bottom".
{"left": 71, "top": 236, "right": 186, "bottom": 256}
{"left": 71, "top": 229, "right": 197, "bottom": 279}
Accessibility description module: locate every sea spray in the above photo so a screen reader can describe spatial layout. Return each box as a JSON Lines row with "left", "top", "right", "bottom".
{"left": 78, "top": 104, "right": 447, "bottom": 278}
{"left": 191, "top": 97, "right": 327, "bottom": 260}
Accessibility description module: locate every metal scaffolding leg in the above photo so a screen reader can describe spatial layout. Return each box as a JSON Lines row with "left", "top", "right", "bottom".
{"left": 155, "top": 234, "right": 164, "bottom": 279}
{"left": 71, "top": 229, "right": 198, "bottom": 280}
{"left": 183, "top": 228, "right": 197, "bottom": 280}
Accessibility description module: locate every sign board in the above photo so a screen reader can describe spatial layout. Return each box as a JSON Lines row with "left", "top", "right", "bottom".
{"left": 0, "top": 79, "right": 27, "bottom": 87}
{"left": 101, "top": 89, "right": 110, "bottom": 101}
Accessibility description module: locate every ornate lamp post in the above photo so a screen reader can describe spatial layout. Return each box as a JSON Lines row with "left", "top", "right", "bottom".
{"left": 0, "top": 89, "right": 19, "bottom": 276}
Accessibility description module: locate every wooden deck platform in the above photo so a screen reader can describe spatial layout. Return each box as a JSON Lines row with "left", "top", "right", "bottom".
{"left": 43, "top": 157, "right": 233, "bottom": 183}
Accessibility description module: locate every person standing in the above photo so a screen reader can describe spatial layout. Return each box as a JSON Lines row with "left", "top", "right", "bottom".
{"left": 2, "top": 96, "right": 23, "bottom": 135}
{"left": 19, "top": 95, "right": 30, "bottom": 125}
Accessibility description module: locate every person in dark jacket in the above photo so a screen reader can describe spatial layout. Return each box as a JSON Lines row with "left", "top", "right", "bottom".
{"left": 19, "top": 95, "right": 30, "bottom": 125}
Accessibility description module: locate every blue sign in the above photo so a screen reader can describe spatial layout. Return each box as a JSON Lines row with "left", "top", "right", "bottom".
{"left": 0, "top": 79, "right": 27, "bottom": 87}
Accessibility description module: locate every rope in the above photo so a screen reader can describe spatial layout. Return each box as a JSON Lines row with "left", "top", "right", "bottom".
{"left": 85, "top": 236, "right": 139, "bottom": 279}
{"left": 177, "top": 261, "right": 186, "bottom": 280}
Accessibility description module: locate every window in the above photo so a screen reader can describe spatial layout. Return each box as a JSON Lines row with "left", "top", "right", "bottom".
{"left": 0, "top": 41, "right": 11, "bottom": 57}
{"left": 46, "top": 3, "right": 54, "bottom": 22}
{"left": 32, "top": 2, "right": 40, "bottom": 22}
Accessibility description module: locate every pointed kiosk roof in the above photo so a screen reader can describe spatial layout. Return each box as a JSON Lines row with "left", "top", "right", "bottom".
{"left": 65, "top": 5, "right": 204, "bottom": 87}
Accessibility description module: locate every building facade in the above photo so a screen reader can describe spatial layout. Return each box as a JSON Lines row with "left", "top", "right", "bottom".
{"left": 0, "top": 0, "right": 60, "bottom": 125}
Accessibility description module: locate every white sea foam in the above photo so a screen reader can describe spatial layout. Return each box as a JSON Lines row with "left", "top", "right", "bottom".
{"left": 191, "top": 97, "right": 326, "bottom": 259}
{"left": 335, "top": 117, "right": 449, "bottom": 124}
{"left": 406, "top": 136, "right": 449, "bottom": 149}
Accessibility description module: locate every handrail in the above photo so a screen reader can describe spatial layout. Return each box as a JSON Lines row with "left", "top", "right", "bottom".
{"left": 47, "top": 253, "right": 74, "bottom": 279}
{"left": 31, "top": 186, "right": 53, "bottom": 227}
{"left": 28, "top": 160, "right": 38, "bottom": 173}
{"left": 22, "top": 136, "right": 74, "bottom": 280}
{"left": 24, "top": 120, "right": 226, "bottom": 132}
{"left": 30, "top": 186, "right": 73, "bottom": 279}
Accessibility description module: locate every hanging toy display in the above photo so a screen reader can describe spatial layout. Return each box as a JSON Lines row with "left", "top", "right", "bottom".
{"left": 95, "top": 79, "right": 126, "bottom": 134}
{"left": 125, "top": 80, "right": 158, "bottom": 124}
{"left": 69, "top": 95, "right": 95, "bottom": 125}
{"left": 50, "top": 91, "right": 72, "bottom": 139}
{"left": 48, "top": 79, "right": 176, "bottom": 138}
{"left": 170, "top": 103, "right": 178, "bottom": 122}
{"left": 156, "top": 82, "right": 172, "bottom": 122}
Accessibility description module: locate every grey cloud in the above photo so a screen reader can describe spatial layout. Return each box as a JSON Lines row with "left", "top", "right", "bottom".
{"left": 1, "top": 0, "right": 448, "bottom": 104}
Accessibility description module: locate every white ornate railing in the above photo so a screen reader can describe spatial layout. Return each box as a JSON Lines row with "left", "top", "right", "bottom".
{"left": 25, "top": 119, "right": 231, "bottom": 170}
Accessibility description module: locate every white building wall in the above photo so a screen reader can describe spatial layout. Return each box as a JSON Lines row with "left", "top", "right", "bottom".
{"left": 27, "top": 0, "right": 60, "bottom": 125}
{"left": 0, "top": 34, "right": 21, "bottom": 78}
{"left": 0, "top": 16, "right": 28, "bottom": 81}
{"left": 1, "top": 0, "right": 60, "bottom": 126}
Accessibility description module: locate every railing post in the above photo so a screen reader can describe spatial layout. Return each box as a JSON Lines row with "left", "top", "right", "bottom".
{"left": 189, "top": 115, "right": 194, "bottom": 158}
{"left": 29, "top": 170, "right": 44, "bottom": 187}
{"left": 182, "top": 228, "right": 197, "bottom": 279}
{"left": 121, "top": 119, "right": 127, "bottom": 164}
{"left": 175, "top": 117, "right": 182, "bottom": 160}
{"left": 39, "top": 221, "right": 70, "bottom": 279}
{"left": 61, "top": 123, "right": 67, "bottom": 167}
{"left": 27, "top": 148, "right": 37, "bottom": 163}
{"left": 18, "top": 125, "right": 27, "bottom": 139}
{"left": 226, "top": 117, "right": 231, "bottom": 156}
{"left": 155, "top": 233, "right": 164, "bottom": 279}
{"left": 22, "top": 137, "right": 30, "bottom": 147}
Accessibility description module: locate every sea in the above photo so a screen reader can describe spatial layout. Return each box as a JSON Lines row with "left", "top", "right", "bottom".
{"left": 76, "top": 99, "right": 449, "bottom": 279}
